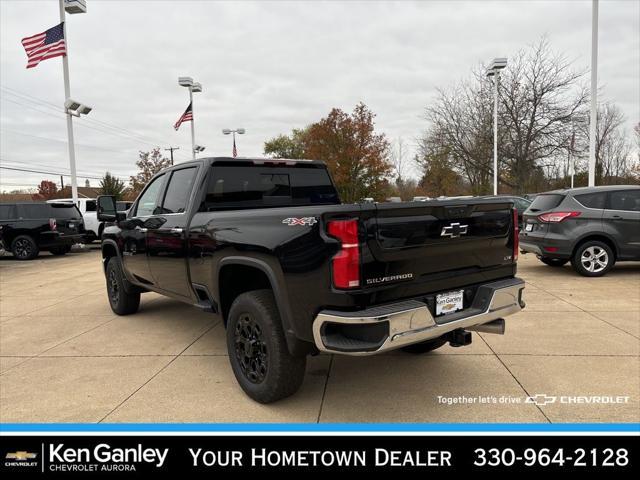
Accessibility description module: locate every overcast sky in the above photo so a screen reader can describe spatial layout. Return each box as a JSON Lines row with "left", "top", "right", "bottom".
{"left": 1, "top": 0, "right": 638, "bottom": 191}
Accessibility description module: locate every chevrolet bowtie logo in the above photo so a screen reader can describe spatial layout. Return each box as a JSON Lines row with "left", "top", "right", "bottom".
{"left": 440, "top": 222, "right": 468, "bottom": 238}
{"left": 525, "top": 394, "right": 557, "bottom": 406}
{"left": 6, "top": 451, "right": 37, "bottom": 460}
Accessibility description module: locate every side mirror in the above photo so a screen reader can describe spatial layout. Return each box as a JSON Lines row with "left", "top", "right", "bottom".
{"left": 97, "top": 195, "right": 118, "bottom": 222}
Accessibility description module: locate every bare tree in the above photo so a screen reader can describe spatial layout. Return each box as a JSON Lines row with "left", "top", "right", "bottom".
{"left": 391, "top": 137, "right": 408, "bottom": 185}
{"left": 422, "top": 37, "right": 589, "bottom": 194}
{"left": 424, "top": 68, "right": 494, "bottom": 194}
{"left": 577, "top": 103, "right": 632, "bottom": 184}
{"left": 498, "top": 37, "right": 588, "bottom": 193}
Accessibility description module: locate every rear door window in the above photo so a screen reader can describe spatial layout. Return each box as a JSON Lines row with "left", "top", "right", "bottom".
{"left": 608, "top": 190, "right": 640, "bottom": 212}
{"left": 528, "top": 194, "right": 565, "bottom": 212}
{"left": 85, "top": 200, "right": 97, "bottom": 212}
{"left": 575, "top": 192, "right": 606, "bottom": 209}
{"left": 160, "top": 167, "right": 198, "bottom": 214}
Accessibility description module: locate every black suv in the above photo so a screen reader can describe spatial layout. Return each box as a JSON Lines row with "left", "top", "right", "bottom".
{"left": 520, "top": 185, "right": 640, "bottom": 276}
{"left": 0, "top": 202, "right": 85, "bottom": 260}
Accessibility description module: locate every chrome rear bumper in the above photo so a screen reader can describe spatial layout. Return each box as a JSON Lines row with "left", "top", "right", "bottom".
{"left": 313, "top": 278, "right": 525, "bottom": 355}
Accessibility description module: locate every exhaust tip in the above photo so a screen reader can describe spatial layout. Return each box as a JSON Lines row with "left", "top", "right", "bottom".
{"left": 467, "top": 318, "right": 506, "bottom": 335}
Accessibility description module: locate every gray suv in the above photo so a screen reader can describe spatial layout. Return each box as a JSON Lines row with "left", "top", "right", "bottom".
{"left": 519, "top": 185, "right": 640, "bottom": 276}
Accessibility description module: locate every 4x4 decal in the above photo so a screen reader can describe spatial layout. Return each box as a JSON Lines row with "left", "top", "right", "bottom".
{"left": 282, "top": 217, "right": 317, "bottom": 226}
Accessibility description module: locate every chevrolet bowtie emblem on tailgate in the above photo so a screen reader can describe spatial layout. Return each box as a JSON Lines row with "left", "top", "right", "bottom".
{"left": 441, "top": 222, "right": 468, "bottom": 238}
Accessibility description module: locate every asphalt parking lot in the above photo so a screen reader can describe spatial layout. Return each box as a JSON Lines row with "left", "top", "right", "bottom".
{"left": 0, "top": 247, "right": 638, "bottom": 424}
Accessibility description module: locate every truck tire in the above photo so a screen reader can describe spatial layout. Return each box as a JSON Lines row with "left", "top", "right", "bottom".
{"left": 401, "top": 337, "right": 448, "bottom": 354}
{"left": 539, "top": 256, "right": 569, "bottom": 267}
{"left": 11, "top": 235, "right": 39, "bottom": 260}
{"left": 106, "top": 257, "right": 140, "bottom": 315}
{"left": 571, "top": 240, "right": 614, "bottom": 277}
{"left": 49, "top": 246, "right": 69, "bottom": 256}
{"left": 226, "top": 289, "right": 306, "bottom": 403}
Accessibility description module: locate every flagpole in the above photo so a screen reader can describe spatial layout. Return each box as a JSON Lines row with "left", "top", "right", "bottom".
{"left": 58, "top": 0, "right": 78, "bottom": 205}
{"left": 189, "top": 88, "right": 195, "bottom": 160}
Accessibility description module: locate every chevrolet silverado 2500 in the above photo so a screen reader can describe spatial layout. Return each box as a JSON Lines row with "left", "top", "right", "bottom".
{"left": 97, "top": 157, "right": 525, "bottom": 403}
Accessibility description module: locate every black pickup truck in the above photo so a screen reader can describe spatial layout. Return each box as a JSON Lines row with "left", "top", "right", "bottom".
{"left": 98, "top": 157, "right": 525, "bottom": 403}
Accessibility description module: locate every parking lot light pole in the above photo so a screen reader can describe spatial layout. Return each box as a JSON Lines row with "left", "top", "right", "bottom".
{"left": 58, "top": 0, "right": 87, "bottom": 205}
{"left": 486, "top": 58, "right": 507, "bottom": 196}
{"left": 178, "top": 77, "right": 202, "bottom": 160}
{"left": 222, "top": 128, "right": 245, "bottom": 157}
{"left": 588, "top": 0, "right": 599, "bottom": 187}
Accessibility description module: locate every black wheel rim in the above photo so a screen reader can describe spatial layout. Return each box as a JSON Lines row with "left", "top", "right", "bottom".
{"left": 234, "top": 313, "right": 268, "bottom": 384}
{"left": 108, "top": 269, "right": 120, "bottom": 304}
{"left": 14, "top": 239, "right": 32, "bottom": 258}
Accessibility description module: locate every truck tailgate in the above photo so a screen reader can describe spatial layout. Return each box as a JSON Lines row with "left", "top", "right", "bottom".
{"left": 362, "top": 200, "right": 517, "bottom": 297}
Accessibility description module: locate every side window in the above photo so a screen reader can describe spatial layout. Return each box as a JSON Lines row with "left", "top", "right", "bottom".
{"left": 135, "top": 174, "right": 165, "bottom": 217}
{"left": 18, "top": 204, "right": 49, "bottom": 218}
{"left": 609, "top": 190, "right": 640, "bottom": 212}
{"left": 85, "top": 200, "right": 97, "bottom": 212}
{"left": 575, "top": 192, "right": 606, "bottom": 209}
{"left": 0, "top": 205, "right": 16, "bottom": 219}
{"left": 161, "top": 167, "right": 197, "bottom": 214}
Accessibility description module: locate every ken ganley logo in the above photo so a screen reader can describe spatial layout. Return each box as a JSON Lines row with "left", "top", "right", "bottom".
{"left": 4, "top": 450, "right": 38, "bottom": 468}
{"left": 47, "top": 443, "right": 168, "bottom": 473}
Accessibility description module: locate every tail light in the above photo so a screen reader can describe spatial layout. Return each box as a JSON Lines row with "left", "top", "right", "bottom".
{"left": 538, "top": 211, "right": 581, "bottom": 223}
{"left": 513, "top": 208, "right": 519, "bottom": 262}
{"left": 49, "top": 218, "right": 57, "bottom": 231}
{"left": 327, "top": 219, "right": 360, "bottom": 289}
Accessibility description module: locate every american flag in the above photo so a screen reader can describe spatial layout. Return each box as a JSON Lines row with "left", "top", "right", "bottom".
{"left": 21, "top": 23, "right": 66, "bottom": 69}
{"left": 232, "top": 137, "right": 237, "bottom": 157}
{"left": 174, "top": 102, "right": 193, "bottom": 130}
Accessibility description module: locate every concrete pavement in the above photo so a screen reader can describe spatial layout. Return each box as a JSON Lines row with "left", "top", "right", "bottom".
{"left": 1, "top": 248, "right": 638, "bottom": 423}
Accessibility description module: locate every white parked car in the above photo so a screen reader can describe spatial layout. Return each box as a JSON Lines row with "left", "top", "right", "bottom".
{"left": 47, "top": 198, "right": 103, "bottom": 242}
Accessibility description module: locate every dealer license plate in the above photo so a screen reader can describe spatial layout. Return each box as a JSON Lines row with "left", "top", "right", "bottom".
{"left": 436, "top": 290, "right": 464, "bottom": 316}
{"left": 525, "top": 223, "right": 533, "bottom": 232}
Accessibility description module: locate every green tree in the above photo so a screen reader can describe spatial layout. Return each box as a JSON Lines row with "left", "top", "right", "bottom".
{"left": 100, "top": 172, "right": 126, "bottom": 200}
{"left": 129, "top": 148, "right": 171, "bottom": 196}
{"left": 264, "top": 128, "right": 308, "bottom": 159}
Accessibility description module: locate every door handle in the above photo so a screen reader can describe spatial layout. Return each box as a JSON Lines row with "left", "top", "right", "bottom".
{"left": 612, "top": 215, "right": 623, "bottom": 220}
{"left": 170, "top": 227, "right": 183, "bottom": 233}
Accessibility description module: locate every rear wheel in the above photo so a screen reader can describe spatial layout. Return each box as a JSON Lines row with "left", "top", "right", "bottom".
{"left": 226, "top": 290, "right": 306, "bottom": 403}
{"left": 571, "top": 241, "right": 614, "bottom": 277}
{"left": 401, "top": 337, "right": 448, "bottom": 354}
{"left": 538, "top": 256, "right": 569, "bottom": 267}
{"left": 11, "top": 235, "right": 38, "bottom": 260}
{"left": 106, "top": 257, "right": 140, "bottom": 315}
